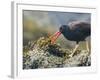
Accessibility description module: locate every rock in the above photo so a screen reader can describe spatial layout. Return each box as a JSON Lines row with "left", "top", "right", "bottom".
{"left": 23, "top": 37, "right": 91, "bottom": 69}
{"left": 63, "top": 50, "right": 91, "bottom": 67}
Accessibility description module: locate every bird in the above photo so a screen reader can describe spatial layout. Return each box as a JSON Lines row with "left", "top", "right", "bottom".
{"left": 50, "top": 21, "right": 91, "bottom": 57}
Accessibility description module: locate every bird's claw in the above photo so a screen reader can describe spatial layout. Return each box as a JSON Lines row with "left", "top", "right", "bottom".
{"left": 69, "top": 54, "right": 73, "bottom": 58}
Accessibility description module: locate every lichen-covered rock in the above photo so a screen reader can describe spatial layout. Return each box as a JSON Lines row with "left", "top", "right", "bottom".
{"left": 63, "top": 50, "right": 91, "bottom": 67}
{"left": 23, "top": 37, "right": 91, "bottom": 69}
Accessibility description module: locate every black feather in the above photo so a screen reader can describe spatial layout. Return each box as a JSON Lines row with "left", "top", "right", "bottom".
{"left": 59, "top": 21, "right": 90, "bottom": 44}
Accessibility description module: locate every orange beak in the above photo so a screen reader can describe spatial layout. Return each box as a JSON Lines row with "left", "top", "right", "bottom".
{"left": 49, "top": 31, "right": 61, "bottom": 44}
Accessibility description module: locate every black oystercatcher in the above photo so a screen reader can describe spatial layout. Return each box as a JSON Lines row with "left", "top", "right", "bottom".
{"left": 50, "top": 21, "right": 90, "bottom": 57}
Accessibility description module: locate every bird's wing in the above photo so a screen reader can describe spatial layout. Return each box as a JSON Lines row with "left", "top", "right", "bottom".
{"left": 68, "top": 21, "right": 90, "bottom": 35}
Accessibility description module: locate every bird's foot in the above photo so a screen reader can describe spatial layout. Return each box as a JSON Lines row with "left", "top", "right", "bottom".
{"left": 87, "top": 50, "right": 90, "bottom": 55}
{"left": 69, "top": 54, "right": 73, "bottom": 58}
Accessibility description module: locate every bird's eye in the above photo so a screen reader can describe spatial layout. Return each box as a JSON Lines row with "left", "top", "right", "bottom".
{"left": 60, "top": 27, "right": 62, "bottom": 30}
{"left": 59, "top": 26, "right": 63, "bottom": 32}
{"left": 60, "top": 27, "right": 63, "bottom": 32}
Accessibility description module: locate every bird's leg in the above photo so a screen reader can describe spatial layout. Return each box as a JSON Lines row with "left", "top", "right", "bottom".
{"left": 69, "top": 44, "right": 79, "bottom": 57}
{"left": 86, "top": 41, "right": 89, "bottom": 53}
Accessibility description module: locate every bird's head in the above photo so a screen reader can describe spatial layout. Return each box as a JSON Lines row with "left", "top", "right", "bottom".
{"left": 50, "top": 25, "right": 68, "bottom": 44}
{"left": 59, "top": 25, "right": 69, "bottom": 33}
